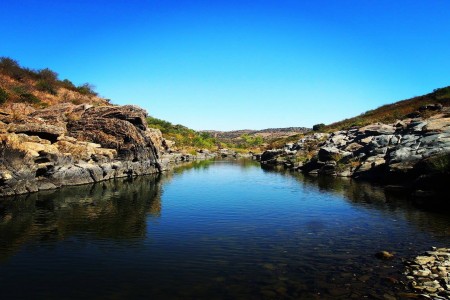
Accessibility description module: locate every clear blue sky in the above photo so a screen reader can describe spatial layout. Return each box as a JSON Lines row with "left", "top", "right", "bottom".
{"left": 1, "top": 1, "right": 450, "bottom": 130}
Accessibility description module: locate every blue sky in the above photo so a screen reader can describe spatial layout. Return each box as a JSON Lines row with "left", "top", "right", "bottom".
{"left": 1, "top": 0, "right": 450, "bottom": 130}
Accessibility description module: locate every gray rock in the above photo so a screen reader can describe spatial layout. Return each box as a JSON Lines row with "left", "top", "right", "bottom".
{"left": 359, "top": 123, "right": 396, "bottom": 135}
{"left": 371, "top": 135, "right": 393, "bottom": 147}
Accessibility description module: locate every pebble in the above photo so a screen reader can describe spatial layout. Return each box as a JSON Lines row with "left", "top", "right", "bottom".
{"left": 404, "top": 247, "right": 450, "bottom": 298}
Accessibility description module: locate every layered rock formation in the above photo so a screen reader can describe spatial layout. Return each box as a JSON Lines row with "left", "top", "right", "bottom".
{"left": 0, "top": 103, "right": 164, "bottom": 196}
{"left": 259, "top": 109, "right": 450, "bottom": 202}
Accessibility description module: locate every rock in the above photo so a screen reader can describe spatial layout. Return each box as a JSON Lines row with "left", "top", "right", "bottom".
{"left": 359, "top": 123, "right": 396, "bottom": 135}
{"left": 67, "top": 105, "right": 160, "bottom": 162}
{"left": 344, "top": 142, "right": 363, "bottom": 152}
{"left": 0, "top": 104, "right": 164, "bottom": 196}
{"left": 260, "top": 149, "right": 283, "bottom": 162}
{"left": 375, "top": 251, "right": 394, "bottom": 260}
{"left": 370, "top": 135, "right": 394, "bottom": 148}
{"left": 409, "top": 121, "right": 428, "bottom": 132}
{"left": 359, "top": 136, "right": 374, "bottom": 144}
{"left": 7, "top": 122, "right": 66, "bottom": 143}
{"left": 318, "top": 147, "right": 351, "bottom": 161}
{"left": 419, "top": 103, "right": 443, "bottom": 112}
{"left": 404, "top": 247, "right": 450, "bottom": 298}
{"left": 388, "top": 147, "right": 422, "bottom": 163}
{"left": 423, "top": 118, "right": 450, "bottom": 133}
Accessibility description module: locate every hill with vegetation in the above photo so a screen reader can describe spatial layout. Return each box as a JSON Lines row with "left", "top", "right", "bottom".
{"left": 147, "top": 116, "right": 217, "bottom": 150}
{"left": 315, "top": 86, "right": 450, "bottom": 132}
{"left": 0, "top": 57, "right": 108, "bottom": 111}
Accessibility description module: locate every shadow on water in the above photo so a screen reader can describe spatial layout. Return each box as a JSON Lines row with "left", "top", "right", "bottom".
{"left": 261, "top": 164, "right": 450, "bottom": 237}
{"left": 0, "top": 175, "right": 162, "bottom": 262}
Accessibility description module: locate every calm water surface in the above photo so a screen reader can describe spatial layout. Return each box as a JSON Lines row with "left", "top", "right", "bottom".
{"left": 1, "top": 160, "right": 450, "bottom": 299}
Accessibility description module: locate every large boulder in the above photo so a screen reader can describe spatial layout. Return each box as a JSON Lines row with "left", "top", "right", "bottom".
{"left": 67, "top": 105, "right": 160, "bottom": 162}
{"left": 260, "top": 149, "right": 283, "bottom": 162}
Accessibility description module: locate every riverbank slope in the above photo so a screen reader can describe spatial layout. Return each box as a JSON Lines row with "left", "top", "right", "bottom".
{"left": 259, "top": 87, "right": 450, "bottom": 203}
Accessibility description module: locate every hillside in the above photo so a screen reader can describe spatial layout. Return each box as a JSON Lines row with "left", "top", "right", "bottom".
{"left": 319, "top": 86, "right": 450, "bottom": 132}
{"left": 0, "top": 57, "right": 108, "bottom": 112}
{"left": 201, "top": 127, "right": 310, "bottom": 149}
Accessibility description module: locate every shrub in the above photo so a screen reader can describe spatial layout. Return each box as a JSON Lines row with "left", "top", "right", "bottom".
{"left": 0, "top": 57, "right": 26, "bottom": 80}
{"left": 433, "top": 86, "right": 450, "bottom": 99}
{"left": 11, "top": 85, "right": 29, "bottom": 95}
{"left": 0, "top": 87, "right": 8, "bottom": 104}
{"left": 36, "top": 79, "right": 57, "bottom": 95}
{"left": 239, "top": 134, "right": 263, "bottom": 148}
{"left": 77, "top": 83, "right": 97, "bottom": 96}
{"left": 147, "top": 116, "right": 217, "bottom": 150}
{"left": 61, "top": 79, "right": 77, "bottom": 90}
{"left": 312, "top": 123, "right": 325, "bottom": 131}
{"left": 37, "top": 68, "right": 58, "bottom": 82}
{"left": 19, "top": 93, "right": 41, "bottom": 104}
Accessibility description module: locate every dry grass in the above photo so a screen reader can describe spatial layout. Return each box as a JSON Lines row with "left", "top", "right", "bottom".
{"left": 323, "top": 86, "right": 450, "bottom": 132}
{"left": 0, "top": 74, "right": 109, "bottom": 109}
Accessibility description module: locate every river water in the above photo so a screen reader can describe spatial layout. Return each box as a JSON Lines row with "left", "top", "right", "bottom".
{"left": 0, "top": 160, "right": 449, "bottom": 299}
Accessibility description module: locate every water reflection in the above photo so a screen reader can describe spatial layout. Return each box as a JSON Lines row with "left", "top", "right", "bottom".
{"left": 260, "top": 163, "right": 450, "bottom": 235}
{"left": 0, "top": 160, "right": 449, "bottom": 299}
{"left": 0, "top": 175, "right": 162, "bottom": 261}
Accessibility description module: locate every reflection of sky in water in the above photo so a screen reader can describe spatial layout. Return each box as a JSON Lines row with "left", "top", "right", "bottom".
{"left": 0, "top": 160, "right": 449, "bottom": 299}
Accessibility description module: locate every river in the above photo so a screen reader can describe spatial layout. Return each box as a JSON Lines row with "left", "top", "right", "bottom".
{"left": 0, "top": 160, "right": 449, "bottom": 299}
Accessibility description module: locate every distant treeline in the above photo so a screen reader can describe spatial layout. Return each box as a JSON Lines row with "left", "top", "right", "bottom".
{"left": 147, "top": 116, "right": 264, "bottom": 150}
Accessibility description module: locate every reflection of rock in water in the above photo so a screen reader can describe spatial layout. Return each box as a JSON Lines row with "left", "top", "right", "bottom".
{"left": 0, "top": 174, "right": 162, "bottom": 261}
{"left": 293, "top": 172, "right": 450, "bottom": 237}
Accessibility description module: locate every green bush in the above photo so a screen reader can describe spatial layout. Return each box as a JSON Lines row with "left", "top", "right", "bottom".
{"left": 0, "top": 57, "right": 26, "bottom": 80}
{"left": 147, "top": 116, "right": 217, "bottom": 149}
{"left": 11, "top": 85, "right": 29, "bottom": 95}
{"left": 238, "top": 134, "right": 263, "bottom": 148}
{"left": 37, "top": 68, "right": 58, "bottom": 82}
{"left": 19, "top": 93, "right": 41, "bottom": 104}
{"left": 0, "top": 87, "right": 8, "bottom": 104}
{"left": 36, "top": 79, "right": 57, "bottom": 95}
{"left": 312, "top": 123, "right": 325, "bottom": 131}
{"left": 77, "top": 83, "right": 97, "bottom": 96}
{"left": 61, "top": 79, "right": 77, "bottom": 90}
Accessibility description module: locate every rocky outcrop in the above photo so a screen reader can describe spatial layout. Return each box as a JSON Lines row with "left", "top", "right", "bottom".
{"left": 0, "top": 103, "right": 163, "bottom": 196}
{"left": 259, "top": 113, "right": 450, "bottom": 202}
{"left": 67, "top": 105, "right": 159, "bottom": 161}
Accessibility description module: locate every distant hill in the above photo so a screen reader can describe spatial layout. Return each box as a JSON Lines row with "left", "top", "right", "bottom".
{"left": 202, "top": 127, "right": 310, "bottom": 139}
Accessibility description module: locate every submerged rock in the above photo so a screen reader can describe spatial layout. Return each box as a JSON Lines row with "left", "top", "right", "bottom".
{"left": 375, "top": 251, "right": 395, "bottom": 260}
{"left": 404, "top": 247, "right": 450, "bottom": 298}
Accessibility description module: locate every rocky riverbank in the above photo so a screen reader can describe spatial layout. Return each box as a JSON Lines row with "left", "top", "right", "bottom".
{"left": 0, "top": 103, "right": 220, "bottom": 197}
{"left": 259, "top": 106, "right": 450, "bottom": 204}
{"left": 403, "top": 247, "right": 450, "bottom": 299}
{"left": 0, "top": 103, "right": 162, "bottom": 196}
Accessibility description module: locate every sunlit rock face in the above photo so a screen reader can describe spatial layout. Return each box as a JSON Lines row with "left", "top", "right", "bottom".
{"left": 0, "top": 104, "right": 162, "bottom": 196}
{"left": 259, "top": 112, "right": 450, "bottom": 202}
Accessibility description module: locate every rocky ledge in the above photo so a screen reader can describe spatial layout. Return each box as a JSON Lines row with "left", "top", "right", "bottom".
{"left": 403, "top": 247, "right": 450, "bottom": 299}
{"left": 259, "top": 107, "right": 450, "bottom": 203}
{"left": 0, "top": 103, "right": 168, "bottom": 196}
